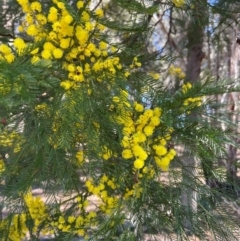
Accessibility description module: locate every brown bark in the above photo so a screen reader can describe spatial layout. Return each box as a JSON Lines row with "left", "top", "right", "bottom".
{"left": 226, "top": 32, "right": 240, "bottom": 181}
{"left": 185, "top": 1, "right": 207, "bottom": 83}
{"left": 181, "top": 0, "right": 208, "bottom": 231}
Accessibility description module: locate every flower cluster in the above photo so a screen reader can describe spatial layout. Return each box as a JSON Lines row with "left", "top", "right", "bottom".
{"left": 0, "top": 159, "right": 5, "bottom": 174}
{"left": 169, "top": 65, "right": 186, "bottom": 79}
{"left": 148, "top": 72, "right": 160, "bottom": 80}
{"left": 24, "top": 192, "right": 49, "bottom": 232}
{"left": 119, "top": 101, "right": 176, "bottom": 171}
{"left": 0, "top": 192, "right": 96, "bottom": 240}
{"left": 182, "top": 82, "right": 202, "bottom": 107}
{"left": 0, "top": 192, "right": 49, "bottom": 240}
{"left": 0, "top": 0, "right": 187, "bottom": 240}
{"left": 172, "top": 0, "right": 185, "bottom": 8}
{"left": 0, "top": 214, "right": 28, "bottom": 241}
{"left": 0, "top": 44, "right": 15, "bottom": 63}
{"left": 0, "top": 130, "right": 23, "bottom": 153}
{"left": 124, "top": 182, "right": 143, "bottom": 199}
{"left": 85, "top": 175, "right": 119, "bottom": 214}
{"left": 49, "top": 196, "right": 95, "bottom": 237}
{"left": 76, "top": 150, "right": 84, "bottom": 165}
{"left": 12, "top": 0, "right": 128, "bottom": 91}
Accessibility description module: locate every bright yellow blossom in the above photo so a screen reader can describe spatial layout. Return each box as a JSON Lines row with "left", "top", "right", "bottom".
{"left": 76, "top": 150, "right": 84, "bottom": 164}
{"left": 36, "top": 14, "right": 47, "bottom": 25}
{"left": 30, "top": 2, "right": 42, "bottom": 12}
{"left": 53, "top": 48, "right": 63, "bottom": 59}
{"left": 77, "top": 1, "right": 84, "bottom": 9}
{"left": 81, "top": 11, "right": 90, "bottom": 22}
{"left": 0, "top": 44, "right": 11, "bottom": 54}
{"left": 41, "top": 49, "right": 52, "bottom": 59}
{"left": 0, "top": 159, "right": 5, "bottom": 173}
{"left": 150, "top": 116, "right": 160, "bottom": 126}
{"left": 134, "top": 102, "right": 144, "bottom": 112}
{"left": 134, "top": 158, "right": 144, "bottom": 169}
{"left": 99, "top": 41, "right": 107, "bottom": 50}
{"left": 5, "top": 53, "right": 15, "bottom": 63}
{"left": 60, "top": 38, "right": 71, "bottom": 49}
{"left": 48, "top": 7, "right": 58, "bottom": 22}
{"left": 155, "top": 145, "right": 167, "bottom": 156}
{"left": 27, "top": 24, "right": 38, "bottom": 36}
{"left": 60, "top": 80, "right": 73, "bottom": 90}
{"left": 13, "top": 38, "right": 26, "bottom": 53}
{"left": 143, "top": 125, "right": 154, "bottom": 136}
{"left": 172, "top": 0, "right": 185, "bottom": 8}
{"left": 153, "top": 107, "right": 162, "bottom": 117}
{"left": 122, "top": 149, "right": 133, "bottom": 159}
{"left": 95, "top": 9, "right": 104, "bottom": 18}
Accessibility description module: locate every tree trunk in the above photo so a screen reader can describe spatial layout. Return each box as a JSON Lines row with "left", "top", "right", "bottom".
{"left": 226, "top": 30, "right": 239, "bottom": 182}
{"left": 181, "top": 0, "right": 208, "bottom": 231}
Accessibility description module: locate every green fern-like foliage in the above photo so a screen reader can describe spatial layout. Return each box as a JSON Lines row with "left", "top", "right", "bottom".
{"left": 0, "top": 1, "right": 239, "bottom": 241}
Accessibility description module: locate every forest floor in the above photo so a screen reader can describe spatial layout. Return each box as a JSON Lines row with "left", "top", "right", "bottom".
{"left": 34, "top": 168, "right": 240, "bottom": 241}
{"left": 1, "top": 168, "right": 240, "bottom": 241}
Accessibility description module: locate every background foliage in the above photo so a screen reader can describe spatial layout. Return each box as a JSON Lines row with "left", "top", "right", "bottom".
{"left": 0, "top": 0, "right": 240, "bottom": 241}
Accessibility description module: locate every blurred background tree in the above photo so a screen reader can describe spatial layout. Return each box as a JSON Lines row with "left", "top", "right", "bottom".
{"left": 0, "top": 0, "right": 240, "bottom": 241}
